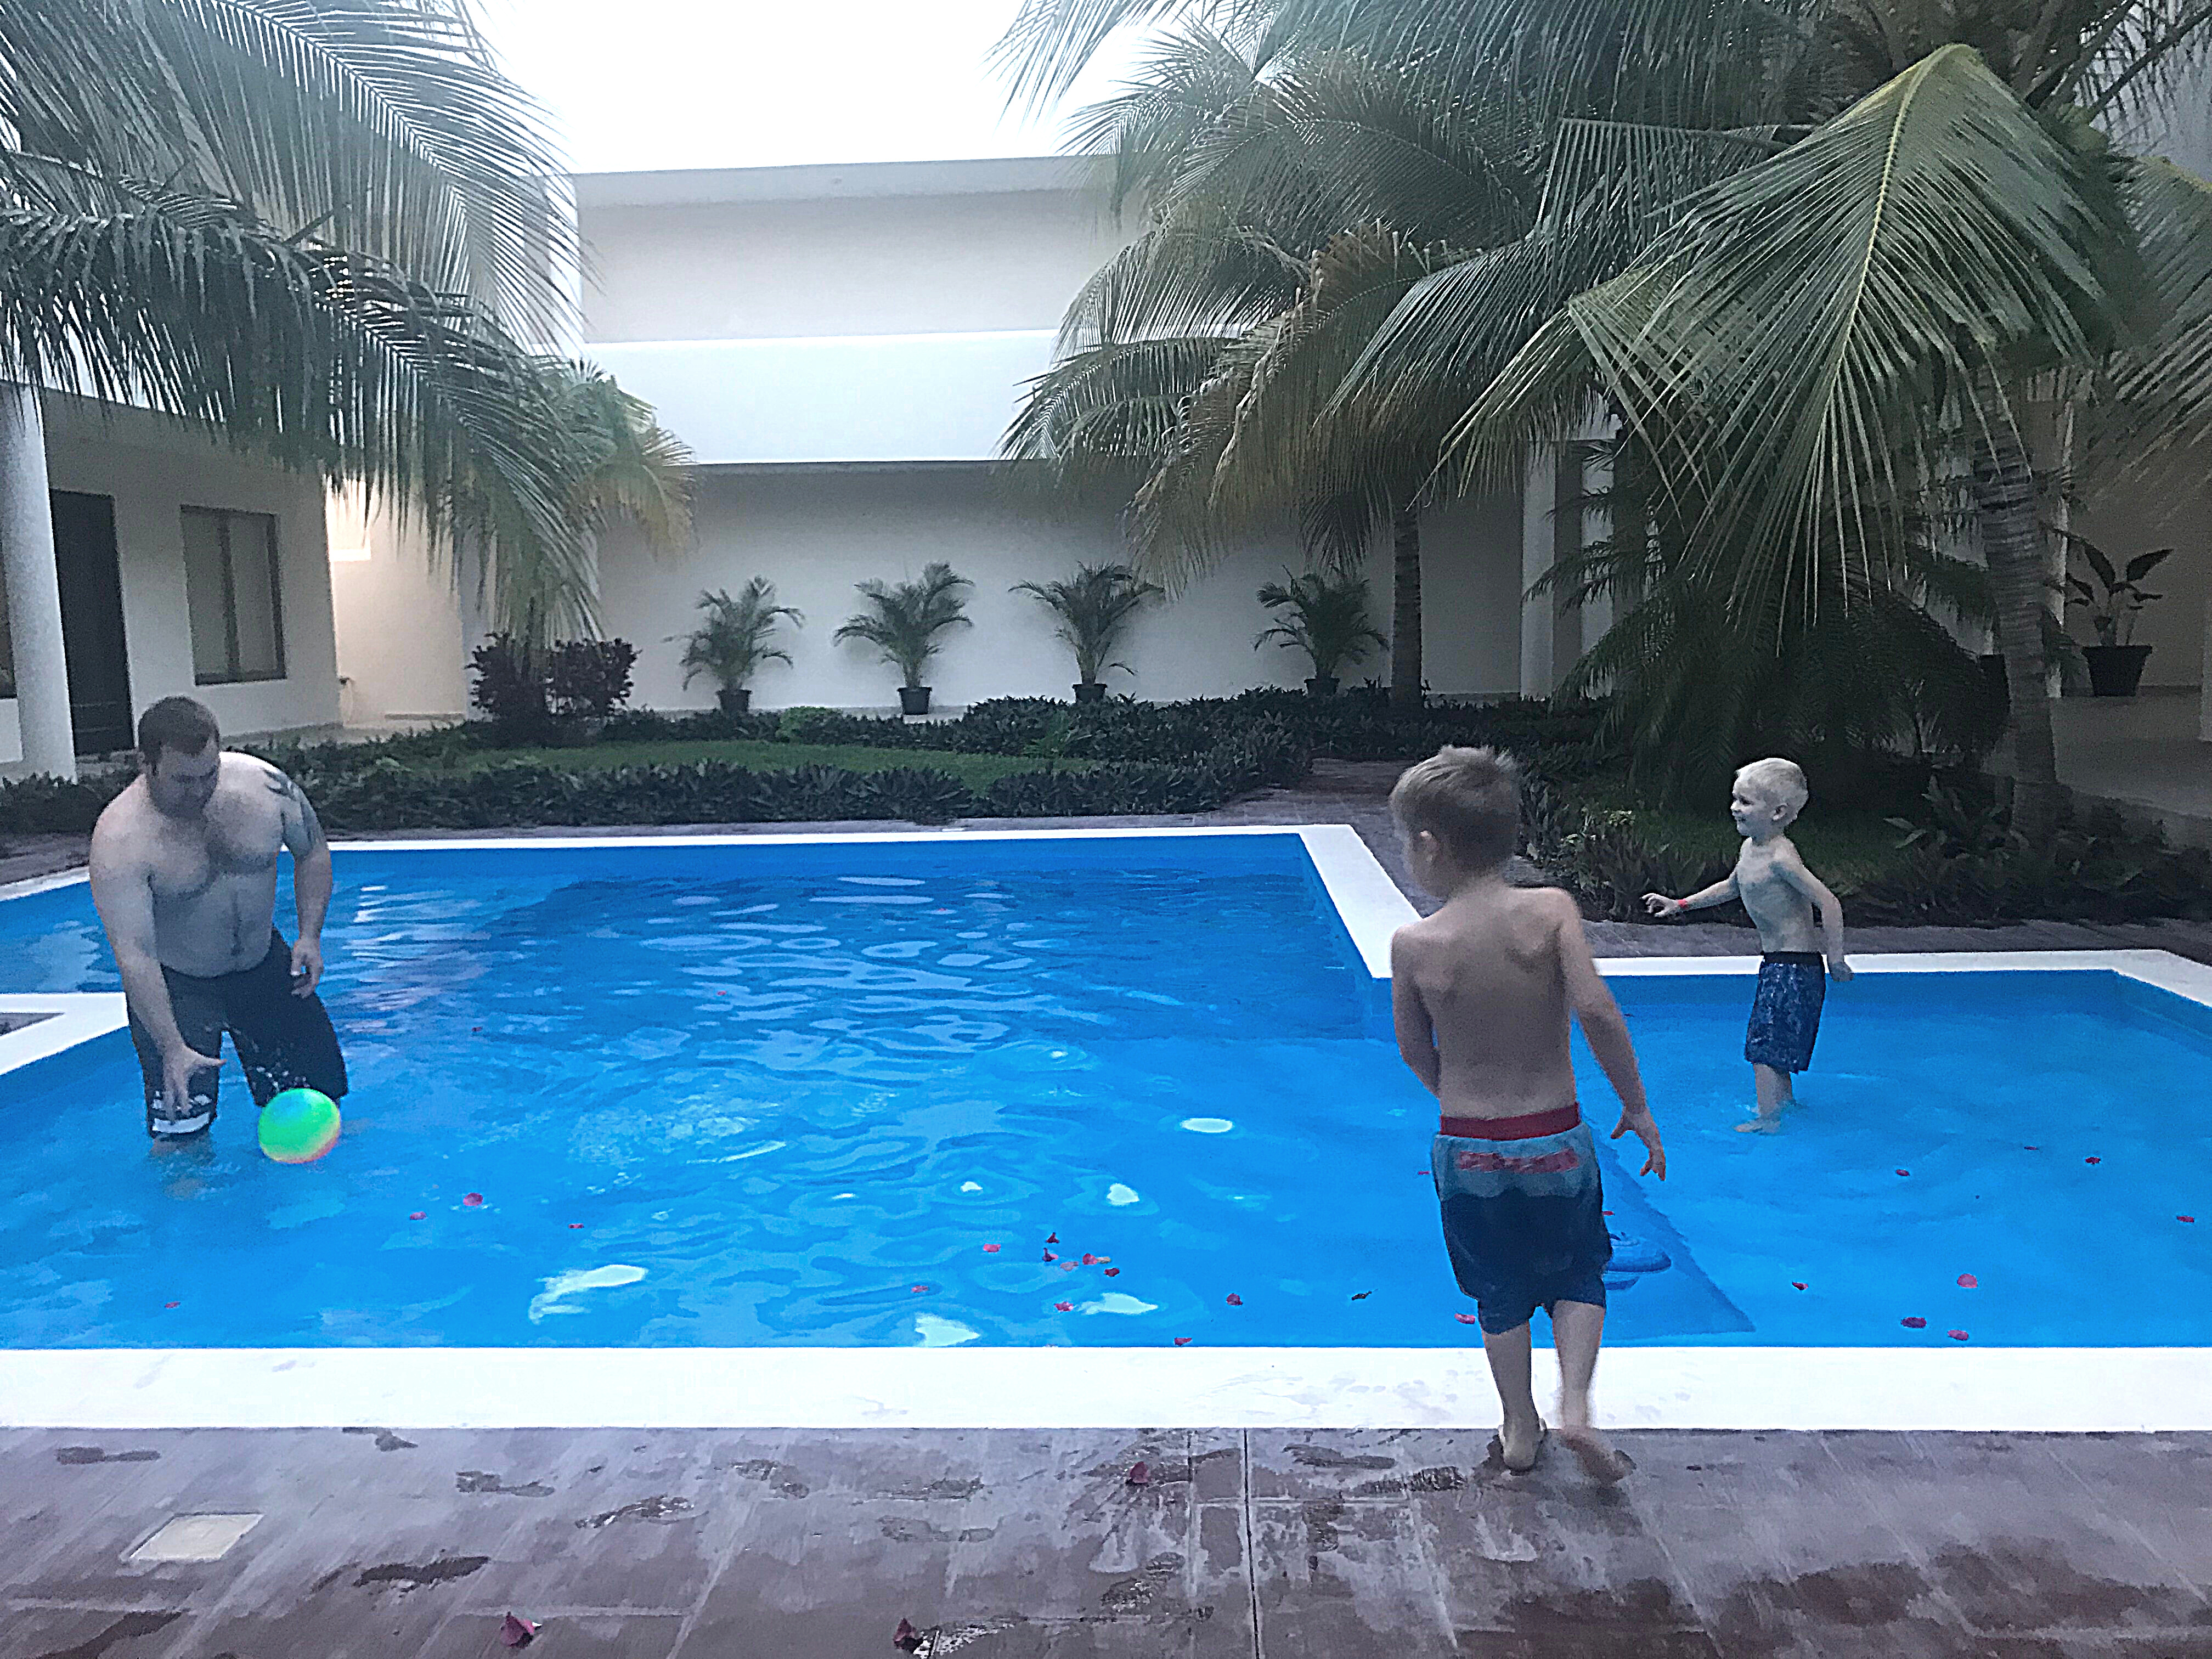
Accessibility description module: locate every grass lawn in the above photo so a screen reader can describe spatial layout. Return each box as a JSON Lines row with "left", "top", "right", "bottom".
{"left": 443, "top": 739, "right": 1081, "bottom": 791}
{"left": 1583, "top": 779, "right": 1908, "bottom": 890}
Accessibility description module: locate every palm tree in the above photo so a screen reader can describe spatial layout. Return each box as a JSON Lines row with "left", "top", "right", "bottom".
{"left": 1000, "top": 0, "right": 2212, "bottom": 857}
{"left": 1005, "top": 27, "right": 1541, "bottom": 708}
{"left": 0, "top": 0, "right": 679, "bottom": 642}
{"left": 1013, "top": 562, "right": 1164, "bottom": 694}
{"left": 678, "top": 579, "right": 805, "bottom": 709}
{"left": 835, "top": 563, "right": 975, "bottom": 704}
{"left": 1254, "top": 569, "right": 1387, "bottom": 687}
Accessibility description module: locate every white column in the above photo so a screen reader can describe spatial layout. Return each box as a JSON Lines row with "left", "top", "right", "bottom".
{"left": 1579, "top": 439, "right": 1615, "bottom": 654}
{"left": 1519, "top": 445, "right": 1556, "bottom": 699}
{"left": 0, "top": 385, "right": 77, "bottom": 778}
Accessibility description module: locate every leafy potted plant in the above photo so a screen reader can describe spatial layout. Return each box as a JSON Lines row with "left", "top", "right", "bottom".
{"left": 1254, "top": 571, "right": 1386, "bottom": 696}
{"left": 835, "top": 563, "right": 973, "bottom": 715}
{"left": 1012, "top": 562, "right": 1163, "bottom": 703}
{"left": 676, "top": 580, "right": 804, "bottom": 714}
{"left": 2062, "top": 533, "right": 2174, "bottom": 697}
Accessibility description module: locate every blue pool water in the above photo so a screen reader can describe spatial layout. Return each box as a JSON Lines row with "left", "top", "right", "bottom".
{"left": 0, "top": 835, "right": 2205, "bottom": 1350}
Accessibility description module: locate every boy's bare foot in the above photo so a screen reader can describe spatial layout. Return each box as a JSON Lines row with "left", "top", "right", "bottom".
{"left": 1735, "top": 1115, "right": 1781, "bottom": 1135}
{"left": 1558, "top": 1425, "right": 1635, "bottom": 1483}
{"left": 1497, "top": 1415, "right": 1545, "bottom": 1473}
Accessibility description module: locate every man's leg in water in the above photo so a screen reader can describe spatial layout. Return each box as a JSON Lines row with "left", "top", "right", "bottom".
{"left": 1552, "top": 1299, "right": 1633, "bottom": 1482}
{"left": 1480, "top": 1321, "right": 1543, "bottom": 1471}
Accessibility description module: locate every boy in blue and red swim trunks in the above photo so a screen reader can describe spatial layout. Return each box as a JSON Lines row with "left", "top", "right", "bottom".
{"left": 1389, "top": 747, "right": 1666, "bottom": 1481}
{"left": 1645, "top": 757, "right": 1853, "bottom": 1132}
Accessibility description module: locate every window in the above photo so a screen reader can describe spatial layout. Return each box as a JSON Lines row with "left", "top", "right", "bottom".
{"left": 182, "top": 507, "right": 285, "bottom": 684}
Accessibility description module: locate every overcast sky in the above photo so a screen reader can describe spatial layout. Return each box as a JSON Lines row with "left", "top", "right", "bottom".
{"left": 479, "top": 0, "right": 1138, "bottom": 176}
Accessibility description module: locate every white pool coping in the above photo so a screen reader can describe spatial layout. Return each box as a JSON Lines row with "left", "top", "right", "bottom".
{"left": 2, "top": 827, "right": 2207, "bottom": 1434}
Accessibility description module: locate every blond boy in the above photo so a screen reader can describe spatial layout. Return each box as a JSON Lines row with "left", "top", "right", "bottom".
{"left": 1389, "top": 747, "right": 1665, "bottom": 1481}
{"left": 1644, "top": 758, "right": 1852, "bottom": 1131}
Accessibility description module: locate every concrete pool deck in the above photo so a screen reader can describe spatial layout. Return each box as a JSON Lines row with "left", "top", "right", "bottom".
{"left": 2, "top": 1425, "right": 2207, "bottom": 1658}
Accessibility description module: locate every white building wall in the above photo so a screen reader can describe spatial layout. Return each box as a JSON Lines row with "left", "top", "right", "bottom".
{"left": 586, "top": 467, "right": 1524, "bottom": 715}
{"left": 578, "top": 162, "right": 1126, "bottom": 342}
{"left": 0, "top": 396, "right": 341, "bottom": 767}
{"left": 326, "top": 496, "right": 470, "bottom": 727}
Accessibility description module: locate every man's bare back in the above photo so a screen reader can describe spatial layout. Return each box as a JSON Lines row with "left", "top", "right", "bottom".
{"left": 92, "top": 752, "right": 311, "bottom": 976}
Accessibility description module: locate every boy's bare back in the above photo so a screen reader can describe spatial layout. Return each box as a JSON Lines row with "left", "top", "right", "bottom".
{"left": 1392, "top": 884, "right": 1590, "bottom": 1122}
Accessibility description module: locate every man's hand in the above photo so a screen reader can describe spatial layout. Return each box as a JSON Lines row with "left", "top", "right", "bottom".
{"left": 290, "top": 936, "right": 324, "bottom": 997}
{"left": 1642, "top": 893, "right": 1683, "bottom": 918}
{"left": 1828, "top": 955, "right": 1854, "bottom": 984}
{"left": 1610, "top": 1106, "right": 1666, "bottom": 1180}
{"left": 162, "top": 1044, "right": 223, "bottom": 1114}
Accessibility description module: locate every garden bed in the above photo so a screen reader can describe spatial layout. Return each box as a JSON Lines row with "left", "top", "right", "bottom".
{"left": 1, "top": 691, "right": 2205, "bottom": 925}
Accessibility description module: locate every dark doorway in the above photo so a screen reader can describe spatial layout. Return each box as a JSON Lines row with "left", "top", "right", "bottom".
{"left": 51, "top": 490, "right": 134, "bottom": 755}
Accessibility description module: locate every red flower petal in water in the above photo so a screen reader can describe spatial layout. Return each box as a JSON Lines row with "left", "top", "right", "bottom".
{"left": 2182, "top": 1216, "right": 2197, "bottom": 1224}
{"left": 1045, "top": 1233, "right": 1059, "bottom": 1244}
{"left": 894, "top": 1619, "right": 923, "bottom": 1653}
{"left": 568, "top": 1223, "right": 583, "bottom": 1229}
{"left": 1173, "top": 1337, "right": 1192, "bottom": 1346}
{"left": 499, "top": 1613, "right": 538, "bottom": 1649}
{"left": 1417, "top": 1169, "right": 1430, "bottom": 1176}
{"left": 1103, "top": 1267, "right": 1120, "bottom": 1277}
{"left": 462, "top": 1193, "right": 484, "bottom": 1207}
{"left": 1225, "top": 1294, "right": 1243, "bottom": 1306}
{"left": 911, "top": 1285, "right": 929, "bottom": 1295}
{"left": 1081, "top": 1254, "right": 1098, "bottom": 1265}
{"left": 2024, "top": 1145, "right": 2040, "bottom": 1150}
{"left": 1126, "top": 1461, "right": 1151, "bottom": 1487}
{"left": 1948, "top": 1329, "right": 1970, "bottom": 1341}
{"left": 1454, "top": 1313, "right": 1480, "bottom": 1325}
{"left": 1957, "top": 1274, "right": 1978, "bottom": 1289}
{"left": 983, "top": 1244, "right": 1001, "bottom": 1253}
{"left": 164, "top": 1301, "right": 179, "bottom": 1310}
{"left": 1895, "top": 1169, "right": 1910, "bottom": 1177}
{"left": 1054, "top": 1301, "right": 1073, "bottom": 1312}
{"left": 1352, "top": 1291, "right": 1372, "bottom": 1300}
{"left": 408, "top": 1212, "right": 426, "bottom": 1221}
{"left": 1901, "top": 1317, "right": 1927, "bottom": 1329}
{"left": 1061, "top": 1263, "right": 1076, "bottom": 1271}
{"left": 1042, "top": 1252, "right": 1057, "bottom": 1263}
{"left": 2086, "top": 1156, "right": 2102, "bottom": 1165}
{"left": 1791, "top": 1282, "right": 1806, "bottom": 1290}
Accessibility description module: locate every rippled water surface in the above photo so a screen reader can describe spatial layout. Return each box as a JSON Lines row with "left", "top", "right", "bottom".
{"left": 0, "top": 838, "right": 2205, "bottom": 1347}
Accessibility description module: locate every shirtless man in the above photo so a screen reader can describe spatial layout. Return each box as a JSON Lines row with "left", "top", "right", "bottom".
{"left": 1389, "top": 746, "right": 1664, "bottom": 1481}
{"left": 88, "top": 697, "right": 347, "bottom": 1139}
{"left": 1644, "top": 757, "right": 1852, "bottom": 1132}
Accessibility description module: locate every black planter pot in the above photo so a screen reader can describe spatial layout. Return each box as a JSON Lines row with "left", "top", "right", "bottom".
{"left": 1305, "top": 675, "right": 1340, "bottom": 698}
{"left": 716, "top": 686, "right": 752, "bottom": 715}
{"left": 2084, "top": 644, "right": 2153, "bottom": 698}
{"left": 899, "top": 685, "right": 933, "bottom": 716}
{"left": 1072, "top": 681, "right": 1107, "bottom": 705}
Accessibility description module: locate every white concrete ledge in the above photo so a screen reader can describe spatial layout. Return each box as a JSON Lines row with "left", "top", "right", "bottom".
{"left": 0, "top": 1346, "right": 2202, "bottom": 1432}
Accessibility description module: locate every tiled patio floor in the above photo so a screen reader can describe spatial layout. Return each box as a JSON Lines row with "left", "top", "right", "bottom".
{"left": 4, "top": 1426, "right": 2208, "bottom": 1658}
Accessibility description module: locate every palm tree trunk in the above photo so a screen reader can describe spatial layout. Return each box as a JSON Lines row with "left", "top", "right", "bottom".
{"left": 1970, "top": 392, "right": 2062, "bottom": 859}
{"left": 1390, "top": 503, "right": 1421, "bottom": 710}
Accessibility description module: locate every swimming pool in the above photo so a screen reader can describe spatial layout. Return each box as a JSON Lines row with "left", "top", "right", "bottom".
{"left": 0, "top": 827, "right": 2205, "bottom": 1365}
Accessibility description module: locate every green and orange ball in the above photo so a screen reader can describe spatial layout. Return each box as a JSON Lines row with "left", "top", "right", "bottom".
{"left": 258, "top": 1088, "right": 342, "bottom": 1164}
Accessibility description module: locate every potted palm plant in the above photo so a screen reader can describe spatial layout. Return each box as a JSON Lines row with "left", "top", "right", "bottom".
{"left": 675, "top": 580, "right": 803, "bottom": 714}
{"left": 836, "top": 563, "right": 973, "bottom": 715}
{"left": 1012, "top": 562, "right": 1164, "bottom": 703}
{"left": 1255, "top": 571, "right": 1387, "bottom": 696}
{"left": 2061, "top": 533, "right": 2174, "bottom": 698}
